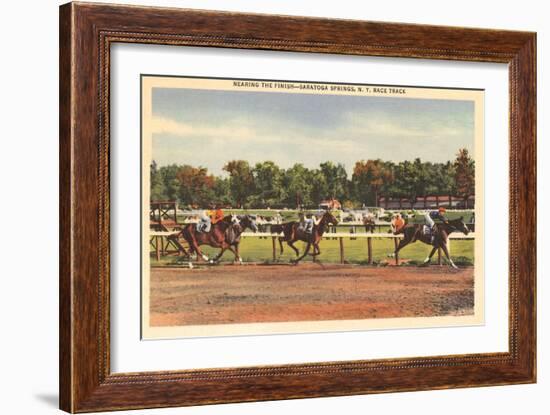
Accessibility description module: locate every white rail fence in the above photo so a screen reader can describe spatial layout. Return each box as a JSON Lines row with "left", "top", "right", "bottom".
{"left": 150, "top": 230, "right": 475, "bottom": 265}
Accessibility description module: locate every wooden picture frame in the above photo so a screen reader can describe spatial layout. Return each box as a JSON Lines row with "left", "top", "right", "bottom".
{"left": 59, "top": 2, "right": 536, "bottom": 412}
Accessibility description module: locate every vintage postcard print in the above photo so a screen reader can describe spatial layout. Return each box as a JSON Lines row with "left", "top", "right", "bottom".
{"left": 141, "top": 75, "right": 484, "bottom": 339}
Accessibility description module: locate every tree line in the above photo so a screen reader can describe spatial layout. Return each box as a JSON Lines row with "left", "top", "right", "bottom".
{"left": 150, "top": 148, "right": 475, "bottom": 209}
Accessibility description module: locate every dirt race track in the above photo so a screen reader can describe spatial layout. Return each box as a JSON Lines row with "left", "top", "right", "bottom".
{"left": 150, "top": 263, "right": 475, "bottom": 327}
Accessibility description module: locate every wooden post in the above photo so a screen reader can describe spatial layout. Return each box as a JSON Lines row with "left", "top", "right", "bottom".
{"left": 394, "top": 238, "right": 399, "bottom": 265}
{"left": 271, "top": 236, "right": 277, "bottom": 262}
{"left": 155, "top": 235, "right": 161, "bottom": 261}
{"left": 339, "top": 237, "right": 345, "bottom": 264}
{"left": 367, "top": 237, "right": 373, "bottom": 264}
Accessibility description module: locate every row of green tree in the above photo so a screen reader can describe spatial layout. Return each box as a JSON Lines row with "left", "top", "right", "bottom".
{"left": 150, "top": 149, "right": 475, "bottom": 209}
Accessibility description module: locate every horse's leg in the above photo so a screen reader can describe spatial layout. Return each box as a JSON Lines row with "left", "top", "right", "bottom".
{"left": 424, "top": 246, "right": 438, "bottom": 264}
{"left": 223, "top": 245, "right": 238, "bottom": 264}
{"left": 278, "top": 236, "right": 285, "bottom": 255}
{"left": 308, "top": 241, "right": 318, "bottom": 256}
{"left": 295, "top": 242, "right": 311, "bottom": 263}
{"left": 182, "top": 229, "right": 199, "bottom": 259}
{"left": 440, "top": 241, "right": 458, "bottom": 269}
{"left": 390, "top": 237, "right": 407, "bottom": 258}
{"left": 287, "top": 240, "right": 300, "bottom": 257}
{"left": 311, "top": 235, "right": 321, "bottom": 256}
{"left": 393, "top": 239, "right": 410, "bottom": 260}
{"left": 213, "top": 245, "right": 227, "bottom": 263}
{"left": 178, "top": 229, "right": 193, "bottom": 268}
{"left": 189, "top": 235, "right": 209, "bottom": 262}
{"left": 197, "top": 249, "right": 209, "bottom": 262}
{"left": 312, "top": 241, "right": 321, "bottom": 256}
{"left": 232, "top": 243, "right": 243, "bottom": 265}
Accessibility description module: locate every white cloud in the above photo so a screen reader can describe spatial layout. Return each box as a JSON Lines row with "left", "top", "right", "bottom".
{"left": 341, "top": 111, "right": 469, "bottom": 140}
{"left": 151, "top": 115, "right": 258, "bottom": 141}
{"left": 151, "top": 109, "right": 473, "bottom": 176}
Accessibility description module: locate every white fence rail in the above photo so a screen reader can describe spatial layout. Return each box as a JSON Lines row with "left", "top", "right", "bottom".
{"left": 240, "top": 232, "right": 475, "bottom": 239}
{"left": 150, "top": 230, "right": 474, "bottom": 264}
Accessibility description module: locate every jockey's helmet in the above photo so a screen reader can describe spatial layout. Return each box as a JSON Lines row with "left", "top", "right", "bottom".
{"left": 438, "top": 206, "right": 447, "bottom": 213}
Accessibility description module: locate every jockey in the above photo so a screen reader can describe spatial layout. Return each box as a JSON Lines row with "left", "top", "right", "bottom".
{"left": 210, "top": 205, "right": 224, "bottom": 225}
{"left": 197, "top": 210, "right": 211, "bottom": 233}
{"left": 391, "top": 212, "right": 405, "bottom": 233}
{"left": 298, "top": 211, "right": 306, "bottom": 230}
{"left": 304, "top": 213, "right": 320, "bottom": 234}
{"left": 198, "top": 204, "right": 223, "bottom": 233}
{"left": 424, "top": 206, "right": 448, "bottom": 243}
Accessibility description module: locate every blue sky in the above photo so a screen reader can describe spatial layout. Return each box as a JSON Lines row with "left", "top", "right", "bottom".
{"left": 151, "top": 86, "right": 475, "bottom": 176}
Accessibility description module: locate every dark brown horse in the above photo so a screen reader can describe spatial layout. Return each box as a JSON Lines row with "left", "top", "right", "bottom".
{"left": 393, "top": 217, "right": 470, "bottom": 269}
{"left": 271, "top": 211, "right": 338, "bottom": 263}
{"left": 180, "top": 214, "right": 258, "bottom": 263}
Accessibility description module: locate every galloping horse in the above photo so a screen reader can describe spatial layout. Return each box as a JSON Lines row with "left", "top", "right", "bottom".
{"left": 180, "top": 214, "right": 258, "bottom": 263}
{"left": 271, "top": 211, "right": 338, "bottom": 263}
{"left": 393, "top": 217, "right": 470, "bottom": 269}
{"left": 211, "top": 215, "right": 258, "bottom": 264}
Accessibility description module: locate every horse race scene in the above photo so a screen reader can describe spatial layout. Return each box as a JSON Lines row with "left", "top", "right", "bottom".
{"left": 141, "top": 75, "right": 484, "bottom": 338}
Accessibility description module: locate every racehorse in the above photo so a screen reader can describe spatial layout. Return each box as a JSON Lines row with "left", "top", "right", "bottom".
{"left": 211, "top": 214, "right": 258, "bottom": 264}
{"left": 271, "top": 211, "right": 339, "bottom": 263}
{"left": 392, "top": 217, "right": 470, "bottom": 269}
{"left": 180, "top": 214, "right": 258, "bottom": 264}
